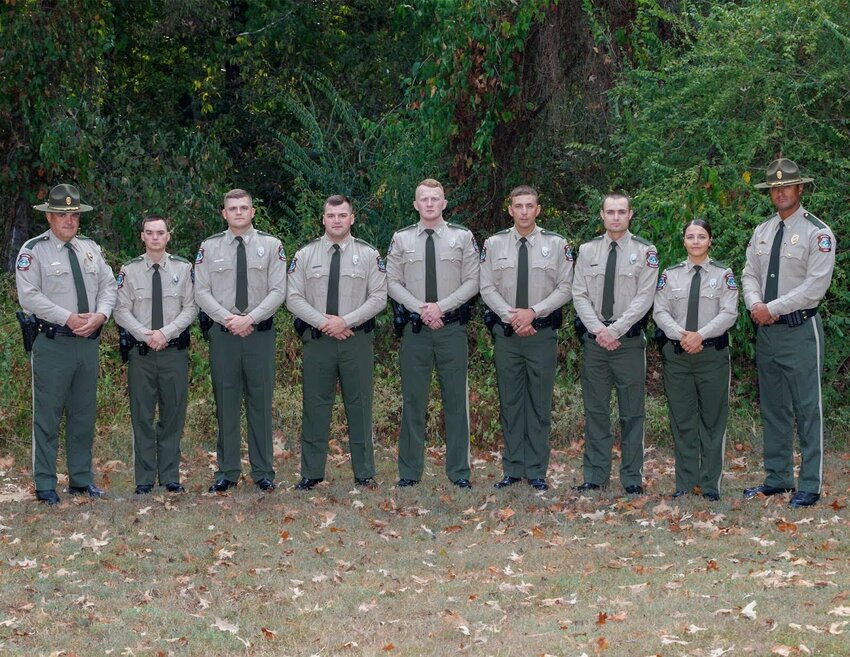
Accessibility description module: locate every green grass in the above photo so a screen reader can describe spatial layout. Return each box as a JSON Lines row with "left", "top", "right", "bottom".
{"left": 1, "top": 441, "right": 848, "bottom": 656}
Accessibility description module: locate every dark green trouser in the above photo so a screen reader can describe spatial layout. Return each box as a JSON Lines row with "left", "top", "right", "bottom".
{"left": 209, "top": 326, "right": 276, "bottom": 483}
{"left": 661, "top": 342, "right": 729, "bottom": 495}
{"left": 128, "top": 347, "right": 189, "bottom": 486}
{"left": 398, "top": 322, "right": 470, "bottom": 482}
{"left": 493, "top": 327, "right": 558, "bottom": 480}
{"left": 756, "top": 316, "right": 825, "bottom": 494}
{"left": 300, "top": 330, "right": 375, "bottom": 480}
{"left": 580, "top": 332, "right": 646, "bottom": 488}
{"left": 31, "top": 335, "right": 100, "bottom": 491}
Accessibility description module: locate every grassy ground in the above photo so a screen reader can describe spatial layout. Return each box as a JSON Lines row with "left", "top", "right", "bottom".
{"left": 1, "top": 439, "right": 848, "bottom": 657}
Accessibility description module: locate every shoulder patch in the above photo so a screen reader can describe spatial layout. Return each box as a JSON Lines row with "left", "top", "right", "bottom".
{"left": 116, "top": 270, "right": 126, "bottom": 288}
{"left": 24, "top": 235, "right": 49, "bottom": 250}
{"left": 803, "top": 212, "right": 826, "bottom": 230}
{"left": 386, "top": 238, "right": 395, "bottom": 257}
{"left": 278, "top": 244, "right": 287, "bottom": 262}
{"left": 169, "top": 254, "right": 192, "bottom": 265}
{"left": 479, "top": 246, "right": 487, "bottom": 263}
{"left": 564, "top": 243, "right": 574, "bottom": 261}
{"left": 656, "top": 273, "right": 666, "bottom": 290}
{"left": 16, "top": 253, "right": 32, "bottom": 271}
{"left": 288, "top": 256, "right": 298, "bottom": 273}
{"left": 645, "top": 250, "right": 659, "bottom": 268}
{"left": 817, "top": 233, "right": 833, "bottom": 253}
{"left": 195, "top": 247, "right": 205, "bottom": 264}
{"left": 631, "top": 235, "right": 652, "bottom": 247}
{"left": 724, "top": 272, "right": 737, "bottom": 290}
{"left": 376, "top": 255, "right": 386, "bottom": 272}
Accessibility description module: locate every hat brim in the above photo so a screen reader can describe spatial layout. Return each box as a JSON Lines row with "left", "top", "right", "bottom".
{"left": 754, "top": 177, "right": 814, "bottom": 189}
{"left": 33, "top": 203, "right": 94, "bottom": 212}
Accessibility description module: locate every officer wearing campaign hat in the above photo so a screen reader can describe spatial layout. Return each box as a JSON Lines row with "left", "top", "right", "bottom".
{"left": 742, "top": 158, "right": 836, "bottom": 508}
{"left": 15, "top": 184, "right": 116, "bottom": 505}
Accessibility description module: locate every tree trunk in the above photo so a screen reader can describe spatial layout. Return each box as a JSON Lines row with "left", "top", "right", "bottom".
{"left": 3, "top": 196, "right": 31, "bottom": 274}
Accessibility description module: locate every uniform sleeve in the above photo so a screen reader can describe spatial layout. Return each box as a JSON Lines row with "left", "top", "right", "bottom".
{"left": 531, "top": 237, "right": 573, "bottom": 319}
{"left": 341, "top": 248, "right": 388, "bottom": 328}
{"left": 194, "top": 241, "right": 231, "bottom": 324}
{"left": 741, "top": 228, "right": 763, "bottom": 311}
{"left": 161, "top": 264, "right": 198, "bottom": 340}
{"left": 766, "top": 227, "right": 836, "bottom": 317}
{"left": 15, "top": 245, "right": 73, "bottom": 326}
{"left": 386, "top": 232, "right": 425, "bottom": 311}
{"left": 571, "top": 242, "right": 606, "bottom": 335}
{"left": 93, "top": 246, "right": 116, "bottom": 320}
{"left": 285, "top": 247, "right": 327, "bottom": 328}
{"left": 248, "top": 239, "right": 287, "bottom": 322}
{"left": 651, "top": 270, "right": 682, "bottom": 340}
{"left": 437, "top": 229, "right": 480, "bottom": 312}
{"left": 698, "top": 267, "right": 738, "bottom": 339}
{"left": 607, "top": 243, "right": 657, "bottom": 340}
{"left": 479, "top": 236, "right": 511, "bottom": 322}
{"left": 113, "top": 267, "right": 148, "bottom": 342}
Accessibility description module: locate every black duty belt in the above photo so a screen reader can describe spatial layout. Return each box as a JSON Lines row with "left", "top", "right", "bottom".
{"left": 670, "top": 332, "right": 729, "bottom": 354}
{"left": 775, "top": 307, "right": 818, "bottom": 327}
{"left": 441, "top": 309, "right": 463, "bottom": 325}
{"left": 37, "top": 320, "right": 101, "bottom": 340}
{"left": 589, "top": 320, "right": 643, "bottom": 340}
{"left": 217, "top": 316, "right": 274, "bottom": 333}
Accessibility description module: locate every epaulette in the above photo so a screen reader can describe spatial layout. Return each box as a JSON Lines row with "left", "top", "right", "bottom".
{"left": 541, "top": 228, "right": 566, "bottom": 239}
{"left": 256, "top": 229, "right": 273, "bottom": 237}
{"left": 76, "top": 234, "right": 93, "bottom": 241}
{"left": 169, "top": 254, "right": 192, "bottom": 265}
{"left": 310, "top": 236, "right": 322, "bottom": 243}
{"left": 206, "top": 231, "right": 227, "bottom": 240}
{"left": 446, "top": 222, "right": 471, "bottom": 232}
{"left": 708, "top": 258, "right": 729, "bottom": 270}
{"left": 398, "top": 224, "right": 417, "bottom": 233}
{"left": 354, "top": 237, "right": 377, "bottom": 250}
{"left": 495, "top": 228, "right": 511, "bottom": 236}
{"left": 122, "top": 255, "right": 144, "bottom": 267}
{"left": 668, "top": 262, "right": 687, "bottom": 271}
{"left": 590, "top": 235, "right": 604, "bottom": 242}
{"left": 24, "top": 235, "right": 49, "bottom": 250}
{"left": 803, "top": 212, "right": 826, "bottom": 230}
{"left": 631, "top": 235, "right": 652, "bottom": 247}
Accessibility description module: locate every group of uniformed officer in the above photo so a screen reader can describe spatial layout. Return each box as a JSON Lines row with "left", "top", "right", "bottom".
{"left": 15, "top": 160, "right": 835, "bottom": 509}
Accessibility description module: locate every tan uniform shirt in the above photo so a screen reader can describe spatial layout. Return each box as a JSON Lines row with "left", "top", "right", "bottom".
{"left": 286, "top": 234, "right": 388, "bottom": 328}
{"left": 479, "top": 226, "right": 573, "bottom": 322}
{"left": 114, "top": 252, "right": 198, "bottom": 343}
{"left": 386, "top": 220, "right": 480, "bottom": 311}
{"left": 572, "top": 231, "right": 659, "bottom": 339}
{"left": 653, "top": 258, "right": 738, "bottom": 340}
{"left": 741, "top": 205, "right": 836, "bottom": 315}
{"left": 15, "top": 229, "right": 116, "bottom": 326}
{"left": 194, "top": 227, "right": 287, "bottom": 323}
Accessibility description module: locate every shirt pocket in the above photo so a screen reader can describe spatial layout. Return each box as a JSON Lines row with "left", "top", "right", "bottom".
{"left": 584, "top": 266, "right": 605, "bottom": 298}
{"left": 531, "top": 258, "right": 557, "bottom": 287}
{"left": 492, "top": 256, "right": 515, "bottom": 285}
{"left": 403, "top": 250, "right": 424, "bottom": 282}
{"left": 340, "top": 266, "right": 367, "bottom": 300}
{"left": 44, "top": 265, "right": 72, "bottom": 296}
{"left": 439, "top": 248, "right": 464, "bottom": 280}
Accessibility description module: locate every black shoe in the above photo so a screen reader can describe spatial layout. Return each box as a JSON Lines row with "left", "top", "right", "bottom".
{"left": 789, "top": 491, "right": 820, "bottom": 508}
{"left": 255, "top": 478, "right": 276, "bottom": 491}
{"left": 135, "top": 484, "right": 153, "bottom": 495}
{"left": 624, "top": 485, "right": 643, "bottom": 495}
{"left": 703, "top": 492, "right": 720, "bottom": 502}
{"left": 453, "top": 478, "right": 472, "bottom": 489}
{"left": 354, "top": 477, "right": 376, "bottom": 487}
{"left": 671, "top": 490, "right": 687, "bottom": 498}
{"left": 396, "top": 478, "right": 419, "bottom": 487}
{"left": 68, "top": 484, "right": 105, "bottom": 498}
{"left": 294, "top": 477, "right": 322, "bottom": 491}
{"left": 742, "top": 484, "right": 795, "bottom": 499}
{"left": 36, "top": 489, "right": 60, "bottom": 505}
{"left": 528, "top": 478, "right": 549, "bottom": 491}
{"left": 208, "top": 479, "right": 238, "bottom": 493}
{"left": 573, "top": 482, "right": 601, "bottom": 492}
{"left": 494, "top": 476, "right": 521, "bottom": 489}
{"left": 165, "top": 482, "right": 185, "bottom": 493}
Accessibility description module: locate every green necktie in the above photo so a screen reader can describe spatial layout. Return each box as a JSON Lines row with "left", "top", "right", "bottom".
{"left": 601, "top": 241, "right": 617, "bottom": 321}
{"left": 764, "top": 220, "right": 784, "bottom": 303}
{"left": 516, "top": 237, "right": 529, "bottom": 308}
{"left": 425, "top": 229, "right": 437, "bottom": 303}
{"left": 151, "top": 263, "right": 163, "bottom": 330}
{"left": 65, "top": 243, "right": 89, "bottom": 313}
{"left": 685, "top": 264, "right": 702, "bottom": 332}
{"left": 235, "top": 236, "right": 248, "bottom": 312}
{"left": 326, "top": 244, "right": 341, "bottom": 315}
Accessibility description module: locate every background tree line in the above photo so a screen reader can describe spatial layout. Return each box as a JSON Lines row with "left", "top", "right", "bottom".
{"left": 1, "top": 0, "right": 848, "bottom": 449}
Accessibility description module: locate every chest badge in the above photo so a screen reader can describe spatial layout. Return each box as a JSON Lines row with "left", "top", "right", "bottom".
{"left": 449, "top": 237, "right": 457, "bottom": 248}
{"left": 257, "top": 246, "right": 265, "bottom": 257}
{"left": 352, "top": 254, "right": 359, "bottom": 266}
{"left": 629, "top": 253, "right": 637, "bottom": 264}
{"left": 172, "top": 274, "right": 180, "bottom": 284}
{"left": 709, "top": 278, "right": 718, "bottom": 289}
{"left": 790, "top": 234, "right": 799, "bottom": 245}
{"left": 541, "top": 246, "right": 550, "bottom": 258}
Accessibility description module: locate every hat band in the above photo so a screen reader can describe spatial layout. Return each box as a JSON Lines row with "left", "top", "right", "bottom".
{"left": 765, "top": 177, "right": 803, "bottom": 186}
{"left": 47, "top": 205, "right": 82, "bottom": 211}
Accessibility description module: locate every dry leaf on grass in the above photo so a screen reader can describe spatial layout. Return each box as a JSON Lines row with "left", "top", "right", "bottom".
{"left": 828, "top": 606, "right": 850, "bottom": 617}
{"left": 740, "top": 600, "right": 757, "bottom": 619}
{"left": 212, "top": 618, "right": 238, "bottom": 634}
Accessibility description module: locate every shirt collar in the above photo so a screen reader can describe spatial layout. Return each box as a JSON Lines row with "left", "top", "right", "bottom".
{"left": 321, "top": 234, "right": 352, "bottom": 253}
{"left": 225, "top": 227, "right": 257, "bottom": 244}
{"left": 510, "top": 225, "right": 541, "bottom": 245}
{"left": 416, "top": 219, "right": 447, "bottom": 236}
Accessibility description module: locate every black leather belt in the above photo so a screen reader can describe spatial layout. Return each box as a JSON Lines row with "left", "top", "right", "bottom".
{"left": 670, "top": 332, "right": 729, "bottom": 353}
{"left": 776, "top": 307, "right": 818, "bottom": 326}
{"left": 442, "top": 309, "right": 462, "bottom": 325}
{"left": 37, "top": 320, "right": 101, "bottom": 340}
{"left": 589, "top": 320, "right": 643, "bottom": 339}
